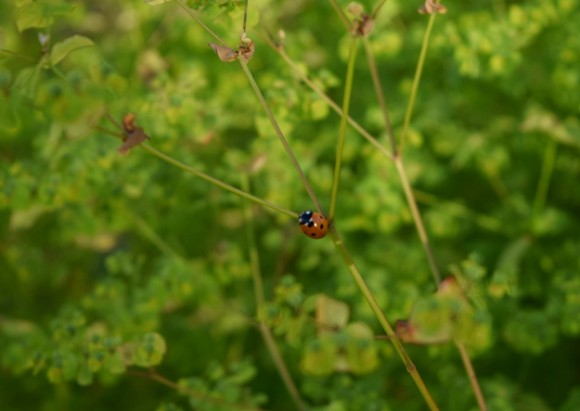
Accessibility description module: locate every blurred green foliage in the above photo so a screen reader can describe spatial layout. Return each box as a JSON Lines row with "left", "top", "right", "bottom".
{"left": 1, "top": 0, "right": 579, "bottom": 410}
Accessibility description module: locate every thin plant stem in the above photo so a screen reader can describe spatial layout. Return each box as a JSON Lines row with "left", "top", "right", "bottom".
{"left": 238, "top": 58, "right": 324, "bottom": 214}
{"left": 242, "top": 176, "right": 265, "bottom": 310}
{"left": 532, "top": 139, "right": 557, "bottom": 220}
{"left": 363, "top": 37, "right": 397, "bottom": 155}
{"left": 372, "top": 0, "right": 388, "bottom": 19}
{"left": 361, "top": 29, "right": 441, "bottom": 283}
{"left": 328, "top": 227, "right": 439, "bottom": 411}
{"left": 456, "top": 342, "right": 488, "bottom": 411}
{"left": 399, "top": 13, "right": 436, "bottom": 153}
{"left": 327, "top": 0, "right": 350, "bottom": 30}
{"left": 96, "top": 119, "right": 292, "bottom": 220}
{"left": 256, "top": 323, "right": 307, "bottom": 411}
{"left": 387, "top": 12, "right": 488, "bottom": 410}
{"left": 241, "top": 175, "right": 308, "bottom": 411}
{"left": 129, "top": 369, "right": 266, "bottom": 411}
{"left": 174, "top": 0, "right": 229, "bottom": 47}
{"left": 243, "top": 0, "right": 249, "bottom": 34}
{"left": 483, "top": 167, "right": 510, "bottom": 201}
{"left": 329, "top": 37, "right": 359, "bottom": 221}
{"left": 263, "top": 36, "right": 392, "bottom": 160}
{"left": 141, "top": 143, "right": 297, "bottom": 219}
{"left": 394, "top": 160, "right": 442, "bottom": 286}
{"left": 0, "top": 48, "right": 36, "bottom": 62}
{"left": 128, "top": 210, "right": 181, "bottom": 259}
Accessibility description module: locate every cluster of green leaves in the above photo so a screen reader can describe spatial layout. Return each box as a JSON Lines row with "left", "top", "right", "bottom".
{"left": 1, "top": 0, "right": 580, "bottom": 410}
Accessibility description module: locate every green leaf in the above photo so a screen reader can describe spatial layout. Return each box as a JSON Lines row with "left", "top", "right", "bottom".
{"left": 133, "top": 333, "right": 167, "bottom": 367}
{"left": 315, "top": 294, "right": 350, "bottom": 330}
{"left": 50, "top": 35, "right": 94, "bottom": 66}
{"left": 76, "top": 361, "right": 94, "bottom": 386}
{"left": 15, "top": 2, "right": 53, "bottom": 31}
{"left": 344, "top": 323, "right": 379, "bottom": 374}
{"left": 12, "top": 67, "right": 41, "bottom": 100}
{"left": 104, "top": 350, "right": 127, "bottom": 374}
{"left": 300, "top": 336, "right": 336, "bottom": 376}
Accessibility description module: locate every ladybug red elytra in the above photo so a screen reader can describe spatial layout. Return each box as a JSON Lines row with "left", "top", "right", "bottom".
{"left": 298, "top": 210, "right": 329, "bottom": 239}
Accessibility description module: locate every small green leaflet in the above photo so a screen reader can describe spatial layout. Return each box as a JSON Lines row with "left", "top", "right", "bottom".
{"left": 50, "top": 35, "right": 94, "bottom": 66}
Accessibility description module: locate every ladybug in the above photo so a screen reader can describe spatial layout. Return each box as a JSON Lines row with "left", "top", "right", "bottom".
{"left": 298, "top": 210, "right": 329, "bottom": 239}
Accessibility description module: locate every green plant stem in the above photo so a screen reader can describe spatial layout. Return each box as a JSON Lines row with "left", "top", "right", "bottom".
{"left": 392, "top": 12, "right": 488, "bottom": 409}
{"left": 242, "top": 177, "right": 265, "bottom": 311}
{"left": 243, "top": 0, "right": 249, "bottom": 34}
{"left": 142, "top": 143, "right": 297, "bottom": 219}
{"left": 362, "top": 27, "right": 440, "bottom": 283}
{"left": 238, "top": 58, "right": 324, "bottom": 214}
{"left": 241, "top": 176, "right": 307, "bottom": 411}
{"left": 174, "top": 0, "right": 229, "bottom": 47}
{"left": 328, "top": 227, "right": 439, "bottom": 411}
{"left": 263, "top": 37, "right": 392, "bottom": 159}
{"left": 329, "top": 37, "right": 359, "bottom": 221}
{"left": 127, "top": 210, "right": 181, "bottom": 259}
{"left": 399, "top": 13, "right": 436, "bottom": 152}
{"left": 129, "top": 369, "right": 265, "bottom": 411}
{"left": 531, "top": 138, "right": 556, "bottom": 219}
{"left": 0, "top": 48, "right": 36, "bottom": 62}
{"left": 456, "top": 342, "right": 488, "bottom": 411}
{"left": 363, "top": 37, "right": 397, "bottom": 155}
{"left": 394, "top": 158, "right": 441, "bottom": 284}
{"left": 372, "top": 0, "right": 388, "bottom": 19}
{"left": 257, "top": 324, "right": 306, "bottom": 411}
{"left": 327, "top": 0, "right": 350, "bottom": 30}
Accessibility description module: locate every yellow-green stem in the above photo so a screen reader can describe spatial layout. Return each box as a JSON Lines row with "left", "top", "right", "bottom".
{"left": 241, "top": 176, "right": 265, "bottom": 310}
{"left": 328, "top": 227, "right": 439, "bottom": 411}
{"left": 363, "top": 37, "right": 397, "bottom": 155}
{"left": 142, "top": 144, "right": 296, "bottom": 219}
{"left": 532, "top": 138, "right": 556, "bottom": 220}
{"left": 258, "top": 323, "right": 307, "bottom": 411}
{"left": 264, "top": 38, "right": 392, "bottom": 160}
{"left": 394, "top": 158, "right": 441, "bottom": 284}
{"left": 456, "top": 342, "right": 488, "bottom": 411}
{"left": 242, "top": 0, "right": 249, "bottom": 34}
{"left": 175, "top": 0, "right": 229, "bottom": 47}
{"left": 238, "top": 58, "right": 324, "bottom": 214}
{"left": 372, "top": 0, "right": 388, "bottom": 18}
{"left": 393, "top": 12, "right": 488, "bottom": 408}
{"left": 241, "top": 176, "right": 307, "bottom": 411}
{"left": 128, "top": 210, "right": 181, "bottom": 259}
{"left": 329, "top": 37, "right": 359, "bottom": 221}
{"left": 130, "top": 369, "right": 264, "bottom": 411}
{"left": 327, "top": 0, "right": 350, "bottom": 29}
{"left": 399, "top": 14, "right": 436, "bottom": 152}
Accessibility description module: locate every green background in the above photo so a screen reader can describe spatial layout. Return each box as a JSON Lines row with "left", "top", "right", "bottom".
{"left": 1, "top": 0, "right": 579, "bottom": 410}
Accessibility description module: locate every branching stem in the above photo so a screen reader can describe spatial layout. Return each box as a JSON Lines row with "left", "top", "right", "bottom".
{"left": 238, "top": 58, "right": 324, "bottom": 214}
{"left": 329, "top": 37, "right": 359, "bottom": 221}
{"left": 142, "top": 144, "right": 297, "bottom": 218}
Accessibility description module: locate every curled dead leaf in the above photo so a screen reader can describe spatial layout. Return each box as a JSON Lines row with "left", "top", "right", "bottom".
{"left": 208, "top": 43, "right": 238, "bottom": 62}
{"left": 119, "top": 113, "right": 150, "bottom": 154}
{"left": 239, "top": 38, "right": 255, "bottom": 61}
{"left": 352, "top": 14, "right": 374, "bottom": 37}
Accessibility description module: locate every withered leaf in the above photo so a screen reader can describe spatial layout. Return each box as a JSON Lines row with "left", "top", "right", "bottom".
{"left": 119, "top": 127, "right": 150, "bottom": 155}
{"left": 418, "top": 0, "right": 447, "bottom": 15}
{"left": 208, "top": 43, "right": 238, "bottom": 62}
